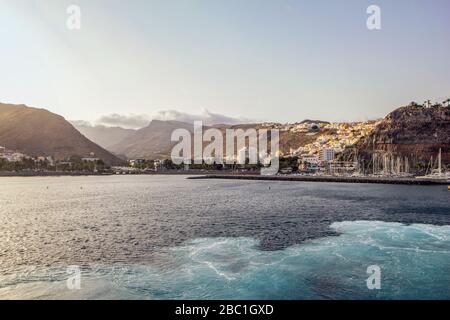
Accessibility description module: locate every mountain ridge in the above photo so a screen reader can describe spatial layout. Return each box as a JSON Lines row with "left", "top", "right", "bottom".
{"left": 105, "top": 119, "right": 332, "bottom": 160}
{"left": 0, "top": 103, "right": 123, "bottom": 166}
{"left": 72, "top": 122, "right": 136, "bottom": 151}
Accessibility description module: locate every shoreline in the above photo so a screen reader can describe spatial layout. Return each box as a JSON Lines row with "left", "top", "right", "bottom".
{"left": 0, "top": 170, "right": 257, "bottom": 178}
{"left": 1, "top": 171, "right": 448, "bottom": 185}
{"left": 188, "top": 174, "right": 450, "bottom": 185}
{"left": 0, "top": 171, "right": 113, "bottom": 177}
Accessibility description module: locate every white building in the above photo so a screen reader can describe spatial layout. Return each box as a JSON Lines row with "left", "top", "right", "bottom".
{"left": 237, "top": 146, "right": 258, "bottom": 165}
{"left": 320, "top": 148, "right": 335, "bottom": 162}
{"left": 0, "top": 149, "right": 26, "bottom": 162}
{"left": 299, "top": 155, "right": 320, "bottom": 172}
{"left": 301, "top": 155, "right": 320, "bottom": 164}
{"left": 129, "top": 159, "right": 146, "bottom": 167}
{"left": 82, "top": 157, "right": 100, "bottom": 162}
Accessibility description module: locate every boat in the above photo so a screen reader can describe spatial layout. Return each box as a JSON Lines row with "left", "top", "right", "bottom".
{"left": 416, "top": 148, "right": 450, "bottom": 181}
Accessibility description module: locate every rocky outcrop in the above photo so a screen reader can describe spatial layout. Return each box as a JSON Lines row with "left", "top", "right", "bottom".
{"left": 351, "top": 105, "right": 450, "bottom": 171}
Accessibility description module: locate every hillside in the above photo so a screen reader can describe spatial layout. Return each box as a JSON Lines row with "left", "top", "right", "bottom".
{"left": 349, "top": 105, "right": 450, "bottom": 170}
{"left": 72, "top": 122, "right": 136, "bottom": 151}
{"left": 0, "top": 103, "right": 123, "bottom": 165}
{"left": 109, "top": 120, "right": 194, "bottom": 159}
{"left": 108, "top": 120, "right": 331, "bottom": 160}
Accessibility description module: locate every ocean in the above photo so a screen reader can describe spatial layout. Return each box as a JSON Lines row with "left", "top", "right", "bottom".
{"left": 0, "top": 175, "right": 449, "bottom": 299}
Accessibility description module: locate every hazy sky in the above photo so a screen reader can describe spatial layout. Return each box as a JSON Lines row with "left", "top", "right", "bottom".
{"left": 1, "top": 0, "right": 449, "bottom": 125}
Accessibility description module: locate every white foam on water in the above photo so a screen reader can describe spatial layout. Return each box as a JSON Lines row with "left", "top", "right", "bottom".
{"left": 1, "top": 221, "right": 450, "bottom": 300}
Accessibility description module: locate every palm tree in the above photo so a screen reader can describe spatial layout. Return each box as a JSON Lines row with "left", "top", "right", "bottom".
{"left": 443, "top": 99, "right": 450, "bottom": 107}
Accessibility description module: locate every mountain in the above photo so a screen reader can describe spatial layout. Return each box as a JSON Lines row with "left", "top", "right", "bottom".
{"left": 348, "top": 105, "right": 450, "bottom": 170}
{"left": 0, "top": 103, "right": 123, "bottom": 165}
{"left": 72, "top": 122, "right": 136, "bottom": 151}
{"left": 109, "top": 120, "right": 194, "bottom": 159}
{"left": 109, "top": 120, "right": 332, "bottom": 160}
{"left": 114, "top": 106, "right": 449, "bottom": 169}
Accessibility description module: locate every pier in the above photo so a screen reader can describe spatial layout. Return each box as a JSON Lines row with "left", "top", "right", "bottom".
{"left": 188, "top": 174, "right": 449, "bottom": 185}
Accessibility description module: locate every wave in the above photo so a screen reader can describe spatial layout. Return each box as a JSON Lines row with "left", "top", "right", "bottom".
{"left": 1, "top": 221, "right": 449, "bottom": 300}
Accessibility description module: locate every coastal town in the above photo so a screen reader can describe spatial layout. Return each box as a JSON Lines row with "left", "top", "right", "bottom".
{"left": 0, "top": 146, "right": 106, "bottom": 173}
{"left": 1, "top": 103, "right": 449, "bottom": 182}
{"left": 274, "top": 120, "right": 379, "bottom": 174}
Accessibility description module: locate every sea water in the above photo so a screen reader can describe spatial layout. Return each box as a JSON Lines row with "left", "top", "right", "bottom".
{"left": 0, "top": 176, "right": 449, "bottom": 299}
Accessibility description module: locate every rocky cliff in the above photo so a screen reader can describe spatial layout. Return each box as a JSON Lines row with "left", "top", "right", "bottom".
{"left": 352, "top": 105, "right": 450, "bottom": 171}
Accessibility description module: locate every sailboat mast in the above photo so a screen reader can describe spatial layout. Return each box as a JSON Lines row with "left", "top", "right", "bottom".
{"left": 438, "top": 148, "right": 442, "bottom": 176}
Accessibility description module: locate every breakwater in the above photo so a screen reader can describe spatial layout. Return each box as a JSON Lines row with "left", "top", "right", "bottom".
{"left": 188, "top": 174, "right": 449, "bottom": 185}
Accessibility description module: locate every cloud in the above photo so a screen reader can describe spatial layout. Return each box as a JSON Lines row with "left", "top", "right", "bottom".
{"left": 152, "top": 109, "right": 252, "bottom": 126}
{"left": 70, "top": 120, "right": 93, "bottom": 127}
{"left": 72, "top": 109, "right": 254, "bottom": 130}
{"left": 96, "top": 113, "right": 151, "bottom": 129}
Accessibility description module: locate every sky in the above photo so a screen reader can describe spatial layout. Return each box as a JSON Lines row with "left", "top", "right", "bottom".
{"left": 1, "top": 0, "right": 449, "bottom": 127}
